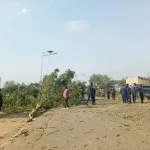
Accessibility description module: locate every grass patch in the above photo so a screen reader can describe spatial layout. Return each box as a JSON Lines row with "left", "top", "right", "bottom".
{"left": 84, "top": 105, "right": 97, "bottom": 108}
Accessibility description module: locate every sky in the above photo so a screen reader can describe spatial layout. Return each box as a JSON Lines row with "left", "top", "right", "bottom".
{"left": 0, "top": 0, "right": 150, "bottom": 85}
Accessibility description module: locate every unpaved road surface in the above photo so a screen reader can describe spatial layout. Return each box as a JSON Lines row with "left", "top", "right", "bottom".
{"left": 0, "top": 113, "right": 28, "bottom": 147}
{"left": 1, "top": 100, "right": 150, "bottom": 150}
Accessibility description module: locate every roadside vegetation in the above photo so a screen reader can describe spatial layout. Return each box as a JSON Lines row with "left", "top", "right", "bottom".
{"left": 1, "top": 69, "right": 126, "bottom": 114}
{"left": 1, "top": 69, "right": 86, "bottom": 113}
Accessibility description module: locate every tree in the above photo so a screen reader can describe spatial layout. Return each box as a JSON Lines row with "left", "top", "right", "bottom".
{"left": 29, "top": 69, "right": 80, "bottom": 119}
{"left": 89, "top": 74, "right": 112, "bottom": 89}
{"left": 77, "top": 81, "right": 87, "bottom": 99}
{"left": 57, "top": 69, "right": 75, "bottom": 87}
{"left": 118, "top": 78, "right": 126, "bottom": 86}
{"left": 2, "top": 82, "right": 37, "bottom": 113}
{"left": 37, "top": 69, "right": 77, "bottom": 108}
{"left": 3, "top": 81, "right": 20, "bottom": 94}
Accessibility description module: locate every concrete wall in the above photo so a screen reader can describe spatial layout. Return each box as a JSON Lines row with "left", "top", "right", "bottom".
{"left": 126, "top": 77, "right": 138, "bottom": 85}
{"left": 126, "top": 76, "right": 150, "bottom": 85}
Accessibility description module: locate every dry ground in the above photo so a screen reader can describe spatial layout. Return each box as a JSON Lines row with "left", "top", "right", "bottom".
{"left": 1, "top": 100, "right": 150, "bottom": 150}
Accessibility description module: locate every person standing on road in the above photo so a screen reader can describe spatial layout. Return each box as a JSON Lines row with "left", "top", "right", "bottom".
{"left": 131, "top": 83, "right": 137, "bottom": 103}
{"left": 0, "top": 89, "right": 2, "bottom": 111}
{"left": 120, "top": 85, "right": 127, "bottom": 103}
{"left": 126, "top": 84, "right": 131, "bottom": 103}
{"left": 125, "top": 84, "right": 128, "bottom": 102}
{"left": 106, "top": 88, "right": 110, "bottom": 100}
{"left": 92, "top": 86, "right": 96, "bottom": 104}
{"left": 139, "top": 84, "right": 144, "bottom": 103}
{"left": 63, "top": 86, "right": 70, "bottom": 109}
{"left": 112, "top": 88, "right": 116, "bottom": 100}
{"left": 86, "top": 83, "right": 96, "bottom": 105}
{"left": 127, "top": 85, "right": 132, "bottom": 103}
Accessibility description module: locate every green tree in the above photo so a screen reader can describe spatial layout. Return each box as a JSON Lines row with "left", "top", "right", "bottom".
{"left": 38, "top": 69, "right": 80, "bottom": 109}
{"left": 2, "top": 81, "right": 39, "bottom": 113}
{"left": 3, "top": 81, "right": 20, "bottom": 94}
{"left": 57, "top": 69, "right": 75, "bottom": 87}
{"left": 77, "top": 81, "right": 87, "bottom": 97}
{"left": 89, "top": 74, "right": 112, "bottom": 89}
{"left": 118, "top": 78, "right": 126, "bottom": 86}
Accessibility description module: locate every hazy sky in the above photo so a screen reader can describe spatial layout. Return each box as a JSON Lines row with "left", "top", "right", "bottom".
{"left": 0, "top": 0, "right": 150, "bottom": 85}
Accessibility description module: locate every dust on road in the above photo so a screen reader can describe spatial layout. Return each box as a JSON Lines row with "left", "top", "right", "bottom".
{"left": 1, "top": 100, "right": 150, "bottom": 150}
{"left": 0, "top": 113, "right": 28, "bottom": 147}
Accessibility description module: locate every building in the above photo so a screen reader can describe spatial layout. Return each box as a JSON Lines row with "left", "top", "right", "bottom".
{"left": 126, "top": 76, "right": 150, "bottom": 86}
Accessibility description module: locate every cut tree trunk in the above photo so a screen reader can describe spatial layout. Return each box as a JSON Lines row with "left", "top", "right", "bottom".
{"left": 28, "top": 103, "right": 42, "bottom": 119}
{"left": 28, "top": 99, "right": 46, "bottom": 121}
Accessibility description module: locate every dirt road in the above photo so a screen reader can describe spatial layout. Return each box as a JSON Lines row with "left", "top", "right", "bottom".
{"left": 0, "top": 113, "right": 28, "bottom": 147}
{"left": 1, "top": 100, "right": 150, "bottom": 150}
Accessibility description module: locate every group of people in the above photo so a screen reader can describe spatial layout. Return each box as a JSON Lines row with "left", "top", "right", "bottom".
{"left": 0, "top": 82, "right": 145, "bottom": 111}
{"left": 105, "top": 88, "right": 116, "bottom": 100}
{"left": 62, "top": 83, "right": 145, "bottom": 109}
{"left": 120, "top": 83, "right": 144, "bottom": 103}
{"left": 62, "top": 82, "right": 97, "bottom": 109}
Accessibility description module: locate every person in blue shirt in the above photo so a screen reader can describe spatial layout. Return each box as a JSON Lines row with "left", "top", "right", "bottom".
{"left": 120, "top": 85, "right": 127, "bottom": 103}
{"left": 131, "top": 83, "right": 137, "bottom": 103}
{"left": 92, "top": 86, "right": 96, "bottom": 104}
{"left": 106, "top": 87, "right": 110, "bottom": 100}
{"left": 139, "top": 84, "right": 144, "bottom": 103}
{"left": 126, "top": 84, "right": 132, "bottom": 103}
{"left": 87, "top": 83, "right": 96, "bottom": 105}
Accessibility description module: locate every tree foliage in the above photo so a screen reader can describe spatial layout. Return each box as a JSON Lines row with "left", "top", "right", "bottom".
{"left": 1, "top": 70, "right": 127, "bottom": 114}
{"left": 3, "top": 81, "right": 20, "bottom": 94}
{"left": 89, "top": 74, "right": 112, "bottom": 89}
{"left": 2, "top": 69, "right": 84, "bottom": 113}
{"left": 89, "top": 74, "right": 127, "bottom": 90}
{"left": 117, "top": 78, "right": 126, "bottom": 86}
{"left": 2, "top": 82, "right": 38, "bottom": 113}
{"left": 39, "top": 69, "right": 81, "bottom": 109}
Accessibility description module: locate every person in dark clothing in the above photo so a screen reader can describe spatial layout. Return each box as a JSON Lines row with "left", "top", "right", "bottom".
{"left": 0, "top": 89, "right": 3, "bottom": 111}
{"left": 139, "top": 84, "right": 144, "bottom": 103}
{"left": 126, "top": 84, "right": 131, "bottom": 103}
{"left": 106, "top": 88, "right": 110, "bottom": 100}
{"left": 87, "top": 83, "right": 96, "bottom": 105}
{"left": 120, "top": 85, "right": 127, "bottom": 103}
{"left": 125, "top": 84, "right": 128, "bottom": 101}
{"left": 112, "top": 88, "right": 116, "bottom": 100}
{"left": 126, "top": 84, "right": 129, "bottom": 102}
{"left": 127, "top": 85, "right": 132, "bottom": 103}
{"left": 131, "top": 83, "right": 137, "bottom": 103}
{"left": 92, "top": 86, "right": 96, "bottom": 104}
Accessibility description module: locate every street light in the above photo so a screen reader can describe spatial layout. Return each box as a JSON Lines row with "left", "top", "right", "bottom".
{"left": 40, "top": 50, "right": 57, "bottom": 82}
{"left": 47, "top": 50, "right": 57, "bottom": 55}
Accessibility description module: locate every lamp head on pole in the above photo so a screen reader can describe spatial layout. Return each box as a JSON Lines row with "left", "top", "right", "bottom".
{"left": 47, "top": 50, "right": 57, "bottom": 55}
{"left": 47, "top": 50, "right": 53, "bottom": 54}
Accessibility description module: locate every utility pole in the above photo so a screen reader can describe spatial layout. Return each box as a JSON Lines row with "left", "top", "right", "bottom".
{"left": 40, "top": 51, "right": 57, "bottom": 82}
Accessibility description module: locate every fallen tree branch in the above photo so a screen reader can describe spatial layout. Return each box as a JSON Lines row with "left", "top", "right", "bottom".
{"left": 28, "top": 99, "right": 46, "bottom": 121}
